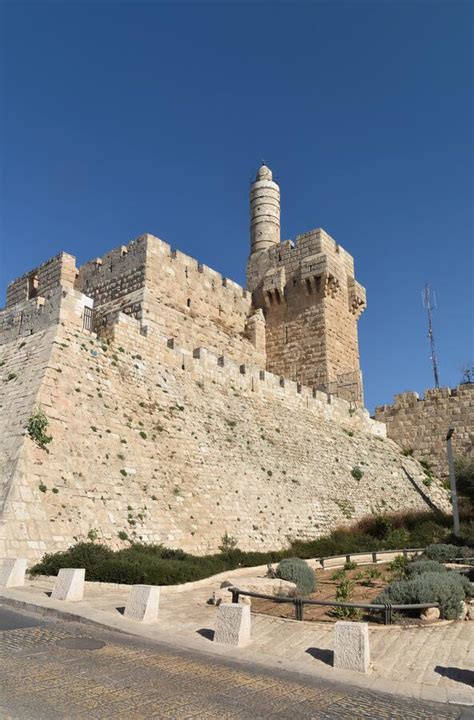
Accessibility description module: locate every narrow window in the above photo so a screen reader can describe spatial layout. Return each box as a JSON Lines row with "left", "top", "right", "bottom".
{"left": 285, "top": 326, "right": 289, "bottom": 344}
{"left": 187, "top": 298, "right": 191, "bottom": 307}
{"left": 28, "top": 273, "right": 38, "bottom": 299}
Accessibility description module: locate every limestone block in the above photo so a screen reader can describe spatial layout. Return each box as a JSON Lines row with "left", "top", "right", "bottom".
{"left": 0, "top": 558, "right": 26, "bottom": 587}
{"left": 334, "top": 621, "right": 370, "bottom": 673}
{"left": 124, "top": 584, "right": 160, "bottom": 622}
{"left": 420, "top": 607, "right": 440, "bottom": 622}
{"left": 51, "top": 568, "right": 85, "bottom": 601}
{"left": 214, "top": 602, "right": 251, "bottom": 646}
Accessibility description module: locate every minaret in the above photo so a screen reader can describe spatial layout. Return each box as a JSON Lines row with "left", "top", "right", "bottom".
{"left": 249, "top": 163, "right": 280, "bottom": 255}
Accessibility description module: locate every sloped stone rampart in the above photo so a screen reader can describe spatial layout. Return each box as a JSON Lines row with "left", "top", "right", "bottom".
{"left": 0, "top": 289, "right": 450, "bottom": 562}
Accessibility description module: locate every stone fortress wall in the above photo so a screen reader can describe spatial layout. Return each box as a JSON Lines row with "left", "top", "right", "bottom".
{"left": 0, "top": 164, "right": 452, "bottom": 561}
{"left": 375, "top": 386, "right": 474, "bottom": 478}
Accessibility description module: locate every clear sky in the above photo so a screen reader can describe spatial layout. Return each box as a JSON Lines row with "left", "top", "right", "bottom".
{"left": 1, "top": 0, "right": 473, "bottom": 412}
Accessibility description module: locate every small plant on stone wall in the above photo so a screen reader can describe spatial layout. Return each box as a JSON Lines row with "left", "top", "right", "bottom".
{"left": 87, "top": 528, "right": 99, "bottom": 542}
{"left": 402, "top": 448, "right": 414, "bottom": 457}
{"left": 351, "top": 466, "right": 363, "bottom": 481}
{"left": 38, "top": 483, "right": 47, "bottom": 493}
{"left": 117, "top": 530, "right": 129, "bottom": 541}
{"left": 27, "top": 406, "right": 53, "bottom": 449}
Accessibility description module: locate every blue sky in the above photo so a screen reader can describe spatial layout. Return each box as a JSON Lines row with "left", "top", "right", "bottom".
{"left": 1, "top": 0, "right": 472, "bottom": 412}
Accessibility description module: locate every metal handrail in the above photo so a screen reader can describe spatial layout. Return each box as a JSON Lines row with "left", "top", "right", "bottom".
{"left": 227, "top": 586, "right": 439, "bottom": 625}
{"left": 317, "top": 547, "right": 424, "bottom": 569}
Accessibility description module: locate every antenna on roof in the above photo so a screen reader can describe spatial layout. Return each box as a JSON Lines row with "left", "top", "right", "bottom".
{"left": 422, "top": 284, "right": 440, "bottom": 388}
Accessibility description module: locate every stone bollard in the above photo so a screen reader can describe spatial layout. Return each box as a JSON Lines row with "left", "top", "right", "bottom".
{"left": 0, "top": 558, "right": 27, "bottom": 587}
{"left": 51, "top": 568, "right": 85, "bottom": 601}
{"left": 214, "top": 602, "right": 251, "bottom": 646}
{"left": 334, "top": 621, "right": 370, "bottom": 673}
{"left": 124, "top": 585, "right": 160, "bottom": 622}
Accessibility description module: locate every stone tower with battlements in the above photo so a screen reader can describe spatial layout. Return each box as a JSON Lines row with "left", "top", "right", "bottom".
{"left": 247, "top": 163, "right": 366, "bottom": 402}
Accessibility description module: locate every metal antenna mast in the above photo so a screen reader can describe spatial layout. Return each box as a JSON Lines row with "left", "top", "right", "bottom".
{"left": 422, "top": 284, "right": 440, "bottom": 388}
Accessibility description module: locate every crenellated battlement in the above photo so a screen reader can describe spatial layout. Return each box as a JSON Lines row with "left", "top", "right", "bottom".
{"left": 247, "top": 221, "right": 366, "bottom": 401}
{"left": 375, "top": 385, "right": 474, "bottom": 476}
{"left": 100, "top": 303, "right": 384, "bottom": 438}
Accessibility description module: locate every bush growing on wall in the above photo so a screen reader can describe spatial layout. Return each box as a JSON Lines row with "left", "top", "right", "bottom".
{"left": 27, "top": 406, "right": 53, "bottom": 449}
{"left": 275, "top": 558, "right": 316, "bottom": 596}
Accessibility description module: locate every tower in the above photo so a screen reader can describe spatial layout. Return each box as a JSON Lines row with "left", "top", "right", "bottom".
{"left": 247, "top": 163, "right": 366, "bottom": 403}
{"left": 250, "top": 163, "right": 281, "bottom": 254}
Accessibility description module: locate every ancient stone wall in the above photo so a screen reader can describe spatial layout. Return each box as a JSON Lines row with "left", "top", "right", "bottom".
{"left": 0, "top": 286, "right": 450, "bottom": 562}
{"left": 375, "top": 386, "right": 474, "bottom": 477}
{"left": 6, "top": 253, "right": 77, "bottom": 308}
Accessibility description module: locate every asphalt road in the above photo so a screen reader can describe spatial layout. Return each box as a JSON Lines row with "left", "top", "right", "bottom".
{"left": 0, "top": 604, "right": 472, "bottom": 720}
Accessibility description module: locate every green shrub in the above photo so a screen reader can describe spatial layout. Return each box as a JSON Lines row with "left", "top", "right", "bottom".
{"left": 375, "top": 571, "right": 470, "bottom": 620}
{"left": 384, "top": 528, "right": 411, "bottom": 548}
{"left": 343, "top": 560, "right": 357, "bottom": 570}
{"left": 388, "top": 554, "right": 409, "bottom": 578}
{"left": 218, "top": 532, "right": 238, "bottom": 553}
{"left": 275, "top": 558, "right": 316, "bottom": 596}
{"left": 333, "top": 578, "right": 358, "bottom": 619}
{"left": 455, "top": 456, "right": 474, "bottom": 502}
{"left": 406, "top": 560, "right": 447, "bottom": 577}
{"left": 423, "top": 543, "right": 473, "bottom": 563}
{"left": 351, "top": 466, "right": 363, "bottom": 481}
{"left": 30, "top": 542, "right": 113, "bottom": 578}
{"left": 27, "top": 407, "right": 53, "bottom": 449}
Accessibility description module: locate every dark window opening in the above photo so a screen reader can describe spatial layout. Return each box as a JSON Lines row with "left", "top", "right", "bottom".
{"left": 187, "top": 298, "right": 191, "bottom": 307}
{"left": 28, "top": 274, "right": 38, "bottom": 299}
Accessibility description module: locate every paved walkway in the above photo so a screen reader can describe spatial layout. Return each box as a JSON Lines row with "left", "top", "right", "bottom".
{"left": 1, "top": 575, "right": 473, "bottom": 707}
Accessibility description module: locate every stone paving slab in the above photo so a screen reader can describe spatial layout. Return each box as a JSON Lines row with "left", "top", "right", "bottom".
{"left": 1, "top": 580, "right": 473, "bottom": 706}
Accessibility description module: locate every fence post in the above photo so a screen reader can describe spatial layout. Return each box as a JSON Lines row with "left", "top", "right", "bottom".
{"left": 294, "top": 598, "right": 303, "bottom": 621}
{"left": 372, "top": 552, "right": 377, "bottom": 564}
{"left": 231, "top": 589, "right": 240, "bottom": 604}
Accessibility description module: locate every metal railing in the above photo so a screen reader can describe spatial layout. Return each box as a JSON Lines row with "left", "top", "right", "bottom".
{"left": 317, "top": 547, "right": 424, "bottom": 570}
{"left": 227, "top": 587, "right": 439, "bottom": 625}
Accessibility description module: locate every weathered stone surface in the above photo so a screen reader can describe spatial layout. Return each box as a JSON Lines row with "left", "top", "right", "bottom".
{"left": 420, "top": 607, "right": 440, "bottom": 622}
{"left": 214, "top": 602, "right": 251, "bottom": 646}
{"left": 375, "top": 385, "right": 473, "bottom": 479}
{"left": 51, "top": 568, "right": 85, "bottom": 601}
{"left": 334, "top": 621, "right": 370, "bottom": 673}
{"left": 124, "top": 585, "right": 160, "bottom": 622}
{"left": 0, "top": 558, "right": 26, "bottom": 587}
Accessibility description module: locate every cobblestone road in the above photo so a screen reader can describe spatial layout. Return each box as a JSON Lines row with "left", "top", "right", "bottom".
{"left": 0, "top": 606, "right": 471, "bottom": 720}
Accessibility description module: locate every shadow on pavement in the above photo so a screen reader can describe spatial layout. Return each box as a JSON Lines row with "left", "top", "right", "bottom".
{"left": 434, "top": 665, "right": 474, "bottom": 687}
{"left": 196, "top": 628, "right": 214, "bottom": 641}
{"left": 306, "top": 647, "right": 334, "bottom": 666}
